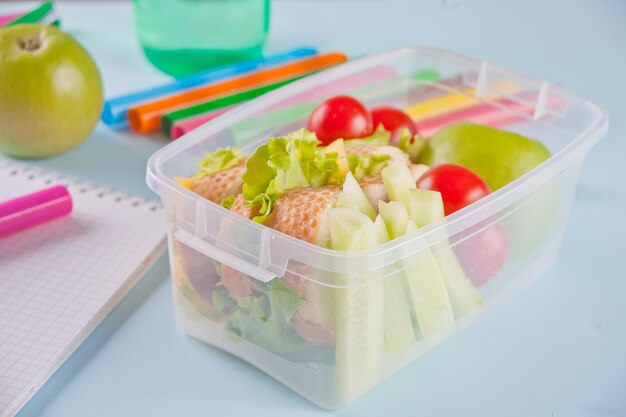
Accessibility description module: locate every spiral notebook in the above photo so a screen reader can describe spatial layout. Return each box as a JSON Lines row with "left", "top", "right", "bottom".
{"left": 0, "top": 161, "right": 167, "bottom": 417}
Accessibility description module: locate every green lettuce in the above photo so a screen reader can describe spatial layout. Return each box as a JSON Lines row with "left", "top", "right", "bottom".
{"left": 219, "top": 195, "right": 236, "bottom": 210}
{"left": 212, "top": 288, "right": 236, "bottom": 313}
{"left": 226, "top": 280, "right": 310, "bottom": 353}
{"left": 347, "top": 153, "right": 391, "bottom": 180}
{"left": 249, "top": 193, "right": 274, "bottom": 223}
{"left": 242, "top": 129, "right": 342, "bottom": 222}
{"left": 195, "top": 147, "right": 245, "bottom": 178}
{"left": 342, "top": 126, "right": 392, "bottom": 148}
{"left": 396, "top": 129, "right": 425, "bottom": 163}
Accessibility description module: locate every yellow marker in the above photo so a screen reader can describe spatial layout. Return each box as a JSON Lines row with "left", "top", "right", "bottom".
{"left": 405, "top": 81, "right": 521, "bottom": 121}
{"left": 173, "top": 177, "right": 193, "bottom": 189}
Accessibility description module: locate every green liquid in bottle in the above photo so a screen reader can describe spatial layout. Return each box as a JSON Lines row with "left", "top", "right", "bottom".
{"left": 133, "top": 0, "right": 270, "bottom": 77}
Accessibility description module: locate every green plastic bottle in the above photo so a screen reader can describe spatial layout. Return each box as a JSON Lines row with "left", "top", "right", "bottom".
{"left": 133, "top": 0, "right": 270, "bottom": 77}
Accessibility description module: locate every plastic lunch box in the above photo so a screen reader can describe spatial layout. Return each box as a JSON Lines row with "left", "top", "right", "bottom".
{"left": 146, "top": 47, "right": 609, "bottom": 409}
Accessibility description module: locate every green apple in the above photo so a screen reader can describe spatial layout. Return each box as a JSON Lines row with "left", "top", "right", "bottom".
{"left": 418, "top": 122, "right": 551, "bottom": 191}
{"left": 0, "top": 24, "right": 103, "bottom": 158}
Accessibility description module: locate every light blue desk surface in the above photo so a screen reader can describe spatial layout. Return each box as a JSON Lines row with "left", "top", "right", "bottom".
{"left": 2, "top": 1, "right": 625, "bottom": 416}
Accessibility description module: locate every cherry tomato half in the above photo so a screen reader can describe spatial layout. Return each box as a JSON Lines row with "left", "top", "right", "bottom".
{"left": 307, "top": 96, "right": 373, "bottom": 145}
{"left": 416, "top": 163, "right": 491, "bottom": 216}
{"left": 371, "top": 107, "right": 417, "bottom": 140}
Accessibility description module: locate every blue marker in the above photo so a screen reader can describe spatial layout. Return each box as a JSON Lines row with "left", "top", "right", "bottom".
{"left": 101, "top": 47, "right": 318, "bottom": 128}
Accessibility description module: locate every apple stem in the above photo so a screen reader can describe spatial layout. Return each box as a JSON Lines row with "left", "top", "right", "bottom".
{"left": 19, "top": 36, "right": 42, "bottom": 52}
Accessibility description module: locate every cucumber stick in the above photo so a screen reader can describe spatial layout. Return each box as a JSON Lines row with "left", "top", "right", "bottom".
{"left": 378, "top": 198, "right": 454, "bottom": 338}
{"left": 407, "top": 189, "right": 483, "bottom": 317}
{"left": 404, "top": 220, "right": 455, "bottom": 337}
{"left": 381, "top": 161, "right": 417, "bottom": 208}
{"left": 378, "top": 201, "right": 409, "bottom": 239}
{"left": 374, "top": 212, "right": 416, "bottom": 352}
{"left": 335, "top": 172, "right": 377, "bottom": 221}
{"left": 328, "top": 208, "right": 384, "bottom": 403}
{"left": 335, "top": 193, "right": 416, "bottom": 353}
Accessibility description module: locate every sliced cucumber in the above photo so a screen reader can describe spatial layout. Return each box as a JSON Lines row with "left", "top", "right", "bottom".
{"left": 408, "top": 188, "right": 445, "bottom": 228}
{"left": 407, "top": 188, "right": 483, "bottom": 318}
{"left": 372, "top": 214, "right": 415, "bottom": 352}
{"left": 381, "top": 161, "right": 417, "bottom": 209}
{"left": 378, "top": 201, "right": 409, "bottom": 240}
{"left": 381, "top": 271, "right": 417, "bottom": 352}
{"left": 335, "top": 172, "right": 377, "bottom": 221}
{"left": 403, "top": 220, "right": 455, "bottom": 337}
{"left": 433, "top": 247, "right": 484, "bottom": 318}
{"left": 373, "top": 215, "right": 390, "bottom": 243}
{"left": 328, "top": 208, "right": 379, "bottom": 250}
{"left": 328, "top": 207, "right": 384, "bottom": 403}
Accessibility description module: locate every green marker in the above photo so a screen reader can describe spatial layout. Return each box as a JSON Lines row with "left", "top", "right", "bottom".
{"left": 7, "top": 2, "right": 54, "bottom": 26}
{"left": 161, "top": 74, "right": 307, "bottom": 137}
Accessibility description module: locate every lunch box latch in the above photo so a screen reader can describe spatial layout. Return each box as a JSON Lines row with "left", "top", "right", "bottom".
{"left": 174, "top": 228, "right": 278, "bottom": 283}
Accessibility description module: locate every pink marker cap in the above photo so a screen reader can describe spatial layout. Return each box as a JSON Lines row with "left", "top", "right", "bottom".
{"left": 0, "top": 185, "right": 73, "bottom": 238}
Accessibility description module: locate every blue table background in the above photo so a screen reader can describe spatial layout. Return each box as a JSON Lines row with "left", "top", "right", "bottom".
{"left": 2, "top": 1, "right": 625, "bottom": 416}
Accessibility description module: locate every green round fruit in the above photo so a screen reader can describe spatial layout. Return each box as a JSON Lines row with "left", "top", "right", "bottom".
{"left": 418, "top": 122, "right": 551, "bottom": 191}
{"left": 0, "top": 24, "right": 103, "bottom": 158}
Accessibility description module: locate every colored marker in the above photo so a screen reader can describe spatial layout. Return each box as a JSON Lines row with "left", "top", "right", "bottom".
{"left": 0, "top": 185, "right": 73, "bottom": 238}
{"left": 101, "top": 47, "right": 318, "bottom": 128}
{"left": 405, "top": 80, "right": 521, "bottom": 121}
{"left": 7, "top": 2, "right": 53, "bottom": 26}
{"left": 161, "top": 75, "right": 307, "bottom": 137}
{"left": 414, "top": 91, "right": 566, "bottom": 136}
{"left": 128, "top": 52, "right": 347, "bottom": 134}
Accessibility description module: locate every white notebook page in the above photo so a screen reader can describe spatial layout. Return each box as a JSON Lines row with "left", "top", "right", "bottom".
{"left": 0, "top": 161, "right": 167, "bottom": 417}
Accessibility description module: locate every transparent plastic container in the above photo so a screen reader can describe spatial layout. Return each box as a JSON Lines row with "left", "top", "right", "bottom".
{"left": 146, "top": 47, "right": 608, "bottom": 409}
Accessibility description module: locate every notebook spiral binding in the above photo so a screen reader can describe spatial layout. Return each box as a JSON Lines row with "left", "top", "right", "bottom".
{"left": 0, "top": 160, "right": 163, "bottom": 212}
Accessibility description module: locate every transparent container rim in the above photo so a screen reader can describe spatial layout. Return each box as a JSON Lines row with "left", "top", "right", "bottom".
{"left": 146, "top": 45, "right": 609, "bottom": 265}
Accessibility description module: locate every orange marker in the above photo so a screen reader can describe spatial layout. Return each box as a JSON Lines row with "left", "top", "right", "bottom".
{"left": 128, "top": 52, "right": 348, "bottom": 134}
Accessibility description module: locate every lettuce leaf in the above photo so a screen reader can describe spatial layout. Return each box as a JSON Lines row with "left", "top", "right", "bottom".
{"left": 250, "top": 193, "right": 274, "bottom": 223}
{"left": 212, "top": 288, "right": 236, "bottom": 313}
{"left": 347, "top": 153, "right": 391, "bottom": 180}
{"left": 342, "top": 126, "right": 391, "bottom": 148}
{"left": 308, "top": 157, "right": 340, "bottom": 187}
{"left": 242, "top": 129, "right": 342, "bottom": 222}
{"left": 396, "top": 129, "right": 425, "bottom": 163}
{"left": 226, "top": 280, "right": 310, "bottom": 353}
{"left": 220, "top": 195, "right": 236, "bottom": 209}
{"left": 194, "top": 147, "right": 246, "bottom": 178}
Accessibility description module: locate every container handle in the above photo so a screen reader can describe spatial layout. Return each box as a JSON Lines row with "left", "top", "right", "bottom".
{"left": 174, "top": 229, "right": 277, "bottom": 283}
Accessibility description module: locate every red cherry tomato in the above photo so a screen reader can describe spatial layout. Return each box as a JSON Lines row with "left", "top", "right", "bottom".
{"left": 371, "top": 107, "right": 417, "bottom": 140}
{"left": 307, "top": 96, "right": 373, "bottom": 145}
{"left": 416, "top": 164, "right": 491, "bottom": 216}
{"left": 454, "top": 220, "right": 509, "bottom": 287}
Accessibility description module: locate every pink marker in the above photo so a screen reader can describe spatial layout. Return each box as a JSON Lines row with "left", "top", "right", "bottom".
{"left": 266, "top": 65, "right": 397, "bottom": 112}
{"left": 170, "top": 107, "right": 231, "bottom": 140}
{"left": 0, "top": 185, "right": 73, "bottom": 238}
{"left": 0, "top": 12, "right": 22, "bottom": 27}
